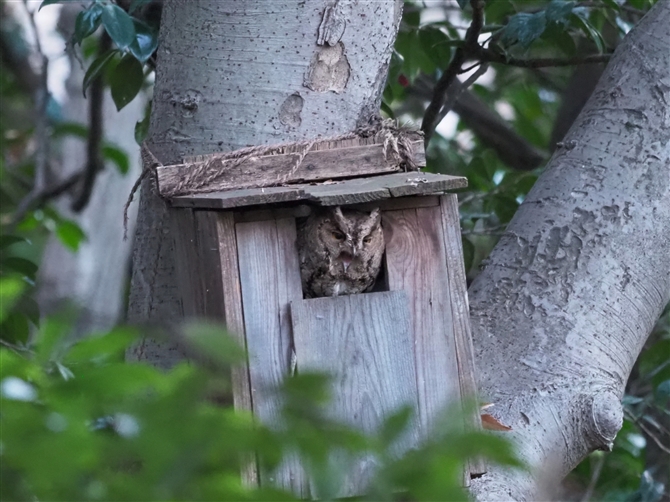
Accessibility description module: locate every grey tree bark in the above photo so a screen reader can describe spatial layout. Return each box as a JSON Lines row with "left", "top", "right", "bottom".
{"left": 37, "top": 5, "right": 142, "bottom": 335}
{"left": 468, "top": 2, "right": 670, "bottom": 499}
{"left": 127, "top": 0, "right": 670, "bottom": 499}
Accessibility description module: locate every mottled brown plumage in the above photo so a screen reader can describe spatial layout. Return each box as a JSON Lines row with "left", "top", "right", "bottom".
{"left": 298, "top": 206, "right": 385, "bottom": 298}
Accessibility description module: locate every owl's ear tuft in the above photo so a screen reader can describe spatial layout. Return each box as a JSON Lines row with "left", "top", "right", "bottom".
{"left": 368, "top": 208, "right": 381, "bottom": 226}
{"left": 331, "top": 206, "right": 348, "bottom": 229}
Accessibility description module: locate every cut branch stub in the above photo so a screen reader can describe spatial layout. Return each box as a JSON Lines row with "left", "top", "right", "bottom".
{"left": 156, "top": 136, "right": 426, "bottom": 198}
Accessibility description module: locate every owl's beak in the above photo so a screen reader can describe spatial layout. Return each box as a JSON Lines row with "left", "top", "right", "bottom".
{"left": 339, "top": 251, "right": 353, "bottom": 272}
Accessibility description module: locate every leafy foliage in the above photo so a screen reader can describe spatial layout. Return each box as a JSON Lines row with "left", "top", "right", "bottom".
{"left": 41, "top": 0, "right": 158, "bottom": 111}
{"left": 1, "top": 320, "right": 522, "bottom": 501}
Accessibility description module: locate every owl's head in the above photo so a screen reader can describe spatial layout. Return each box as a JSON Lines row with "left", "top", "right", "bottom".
{"left": 318, "top": 207, "right": 384, "bottom": 273}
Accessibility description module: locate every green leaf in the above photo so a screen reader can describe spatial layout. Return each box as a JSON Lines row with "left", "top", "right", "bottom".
{"left": 379, "top": 406, "right": 413, "bottom": 446}
{"left": 403, "top": 10, "right": 420, "bottom": 28}
{"left": 101, "top": 4, "right": 136, "bottom": 50}
{"left": 499, "top": 12, "right": 548, "bottom": 48}
{"left": 456, "top": 0, "right": 469, "bottom": 8}
{"left": 655, "top": 380, "right": 670, "bottom": 400}
{"left": 51, "top": 122, "right": 88, "bottom": 139}
{"left": 109, "top": 55, "right": 144, "bottom": 111}
{"left": 39, "top": 0, "right": 76, "bottom": 11}
{"left": 485, "top": 0, "right": 515, "bottom": 23}
{"left": 571, "top": 11, "right": 605, "bottom": 53}
{"left": 56, "top": 220, "right": 87, "bottom": 251}
{"left": 74, "top": 4, "right": 104, "bottom": 45}
{"left": 546, "top": 0, "right": 576, "bottom": 24}
{"left": 0, "top": 277, "right": 26, "bottom": 324}
{"left": 102, "top": 144, "right": 130, "bottom": 174}
{"left": 182, "top": 322, "right": 245, "bottom": 366}
{"left": 1, "top": 312, "right": 30, "bottom": 344}
{"left": 129, "top": 19, "right": 158, "bottom": 63}
{"left": 419, "top": 26, "right": 453, "bottom": 68}
{"left": 600, "top": 0, "right": 620, "bottom": 8}
{"left": 491, "top": 194, "right": 519, "bottom": 223}
{"left": 134, "top": 102, "right": 151, "bottom": 145}
{"left": 0, "top": 235, "right": 27, "bottom": 249}
{"left": 82, "top": 49, "right": 118, "bottom": 96}
{"left": 3, "top": 257, "right": 38, "bottom": 280}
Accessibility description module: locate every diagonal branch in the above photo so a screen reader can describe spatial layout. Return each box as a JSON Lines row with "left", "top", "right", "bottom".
{"left": 421, "top": 0, "right": 485, "bottom": 145}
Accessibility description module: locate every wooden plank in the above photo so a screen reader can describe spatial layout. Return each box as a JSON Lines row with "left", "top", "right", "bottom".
{"left": 439, "top": 194, "right": 485, "bottom": 477}
{"left": 352, "top": 195, "right": 440, "bottom": 212}
{"left": 236, "top": 218, "right": 308, "bottom": 496}
{"left": 384, "top": 207, "right": 463, "bottom": 435}
{"left": 303, "top": 172, "right": 467, "bottom": 206}
{"left": 171, "top": 208, "right": 202, "bottom": 318}
{"left": 158, "top": 138, "right": 425, "bottom": 197}
{"left": 171, "top": 173, "right": 467, "bottom": 209}
{"left": 210, "top": 211, "right": 258, "bottom": 486}
{"left": 290, "top": 292, "right": 420, "bottom": 498}
{"left": 233, "top": 204, "right": 312, "bottom": 224}
{"left": 171, "top": 186, "right": 305, "bottom": 209}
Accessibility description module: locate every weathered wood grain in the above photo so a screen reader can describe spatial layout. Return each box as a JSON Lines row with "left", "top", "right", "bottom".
{"left": 290, "top": 291, "right": 420, "bottom": 498}
{"left": 210, "top": 211, "right": 258, "bottom": 485}
{"left": 158, "top": 138, "right": 426, "bottom": 197}
{"left": 351, "top": 195, "right": 440, "bottom": 212}
{"left": 171, "top": 208, "right": 203, "bottom": 318}
{"left": 233, "top": 205, "right": 312, "bottom": 224}
{"left": 235, "top": 218, "right": 307, "bottom": 496}
{"left": 171, "top": 172, "right": 468, "bottom": 209}
{"left": 439, "top": 194, "right": 485, "bottom": 477}
{"left": 171, "top": 186, "right": 305, "bottom": 209}
{"left": 229, "top": 197, "right": 440, "bottom": 224}
{"left": 384, "top": 207, "right": 463, "bottom": 435}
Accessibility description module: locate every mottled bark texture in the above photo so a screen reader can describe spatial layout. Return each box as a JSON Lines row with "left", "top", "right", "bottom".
{"left": 127, "top": 0, "right": 402, "bottom": 365}
{"left": 469, "top": 2, "right": 670, "bottom": 500}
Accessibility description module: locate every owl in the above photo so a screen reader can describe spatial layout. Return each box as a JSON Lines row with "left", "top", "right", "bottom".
{"left": 298, "top": 206, "right": 385, "bottom": 298}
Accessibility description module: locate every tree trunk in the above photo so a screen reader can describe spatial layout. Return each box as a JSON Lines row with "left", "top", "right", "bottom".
{"left": 127, "top": 0, "right": 402, "bottom": 364}
{"left": 468, "top": 3, "right": 670, "bottom": 499}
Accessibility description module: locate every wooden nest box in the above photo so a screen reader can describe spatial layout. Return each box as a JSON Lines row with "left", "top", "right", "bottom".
{"left": 159, "top": 135, "right": 482, "bottom": 497}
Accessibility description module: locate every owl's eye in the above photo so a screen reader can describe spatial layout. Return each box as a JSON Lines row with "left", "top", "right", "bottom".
{"left": 332, "top": 231, "right": 345, "bottom": 240}
{"left": 363, "top": 235, "right": 372, "bottom": 244}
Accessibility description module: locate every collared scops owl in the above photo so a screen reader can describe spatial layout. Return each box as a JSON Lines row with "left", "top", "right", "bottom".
{"left": 298, "top": 206, "right": 385, "bottom": 298}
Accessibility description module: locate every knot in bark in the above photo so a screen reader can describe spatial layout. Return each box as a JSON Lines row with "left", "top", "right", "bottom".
{"left": 586, "top": 390, "right": 623, "bottom": 451}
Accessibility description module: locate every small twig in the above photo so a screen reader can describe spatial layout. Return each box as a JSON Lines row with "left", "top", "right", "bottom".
{"left": 579, "top": 453, "right": 606, "bottom": 502}
{"left": 436, "top": 62, "right": 488, "bottom": 126}
{"left": 10, "top": 171, "right": 83, "bottom": 229}
{"left": 422, "top": 0, "right": 485, "bottom": 146}
{"left": 624, "top": 409, "right": 670, "bottom": 455}
{"left": 475, "top": 47, "right": 611, "bottom": 68}
{"left": 0, "top": 338, "right": 34, "bottom": 354}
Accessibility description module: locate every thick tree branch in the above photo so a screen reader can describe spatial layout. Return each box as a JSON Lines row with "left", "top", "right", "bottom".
{"left": 468, "top": 2, "right": 670, "bottom": 499}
